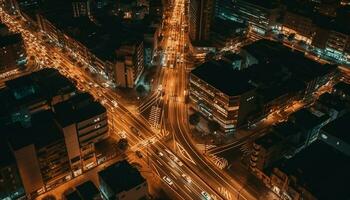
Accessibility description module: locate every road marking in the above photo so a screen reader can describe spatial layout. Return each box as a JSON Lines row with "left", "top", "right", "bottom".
{"left": 184, "top": 185, "right": 192, "bottom": 193}
{"left": 176, "top": 142, "right": 196, "bottom": 165}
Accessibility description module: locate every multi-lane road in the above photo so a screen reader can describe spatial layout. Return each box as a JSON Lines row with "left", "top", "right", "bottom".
{"left": 0, "top": 5, "right": 228, "bottom": 200}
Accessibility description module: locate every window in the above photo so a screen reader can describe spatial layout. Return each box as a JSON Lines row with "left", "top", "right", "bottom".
{"left": 71, "top": 156, "right": 80, "bottom": 163}
{"left": 93, "top": 117, "right": 100, "bottom": 123}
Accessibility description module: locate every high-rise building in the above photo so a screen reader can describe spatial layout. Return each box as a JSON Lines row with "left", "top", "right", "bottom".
{"left": 54, "top": 93, "right": 109, "bottom": 176}
{"left": 7, "top": 111, "right": 72, "bottom": 199}
{"left": 189, "top": 60, "right": 257, "bottom": 133}
{"left": 72, "top": 0, "right": 91, "bottom": 17}
{"left": 189, "top": 0, "right": 214, "bottom": 43}
{"left": 0, "top": 140, "right": 25, "bottom": 200}
{"left": 0, "top": 68, "right": 76, "bottom": 126}
{"left": 0, "top": 33, "right": 27, "bottom": 74}
{"left": 231, "top": 0, "right": 281, "bottom": 36}
{"left": 115, "top": 41, "right": 144, "bottom": 88}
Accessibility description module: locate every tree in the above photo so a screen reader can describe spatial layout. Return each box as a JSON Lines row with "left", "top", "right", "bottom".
{"left": 189, "top": 112, "right": 200, "bottom": 126}
{"left": 117, "top": 138, "right": 129, "bottom": 152}
{"left": 136, "top": 85, "right": 146, "bottom": 96}
{"left": 207, "top": 120, "right": 220, "bottom": 133}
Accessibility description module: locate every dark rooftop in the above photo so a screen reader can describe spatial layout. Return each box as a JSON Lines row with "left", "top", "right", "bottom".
{"left": 98, "top": 160, "right": 146, "bottom": 194}
{"left": 0, "top": 139, "right": 15, "bottom": 168}
{"left": 0, "top": 33, "right": 23, "bottom": 47}
{"left": 54, "top": 92, "right": 106, "bottom": 126}
{"left": 31, "top": 0, "right": 146, "bottom": 62}
{"left": 317, "top": 92, "right": 348, "bottom": 111}
{"left": 290, "top": 108, "right": 329, "bottom": 130}
{"left": 242, "top": 40, "right": 336, "bottom": 83}
{"left": 321, "top": 113, "right": 350, "bottom": 144}
{"left": 5, "top": 68, "right": 75, "bottom": 101}
{"left": 275, "top": 141, "right": 350, "bottom": 200}
{"left": 76, "top": 181, "right": 100, "bottom": 200}
{"left": 333, "top": 81, "right": 350, "bottom": 96}
{"left": 191, "top": 60, "right": 255, "bottom": 96}
{"left": 7, "top": 110, "right": 64, "bottom": 151}
{"left": 66, "top": 191, "right": 82, "bottom": 200}
{"left": 237, "top": 0, "right": 280, "bottom": 9}
{"left": 254, "top": 131, "right": 282, "bottom": 150}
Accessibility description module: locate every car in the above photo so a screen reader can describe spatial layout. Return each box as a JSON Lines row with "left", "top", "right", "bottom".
{"left": 181, "top": 174, "right": 191, "bottom": 183}
{"left": 163, "top": 176, "right": 173, "bottom": 186}
{"left": 157, "top": 150, "right": 164, "bottom": 157}
{"left": 174, "top": 157, "right": 183, "bottom": 166}
{"left": 130, "top": 126, "right": 141, "bottom": 136}
{"left": 201, "top": 191, "right": 212, "bottom": 200}
{"left": 111, "top": 100, "right": 118, "bottom": 108}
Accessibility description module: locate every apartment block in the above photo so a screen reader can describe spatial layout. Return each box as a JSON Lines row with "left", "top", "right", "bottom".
{"left": 54, "top": 93, "right": 109, "bottom": 176}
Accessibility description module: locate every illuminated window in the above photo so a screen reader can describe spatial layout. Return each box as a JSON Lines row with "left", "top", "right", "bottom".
{"left": 93, "top": 117, "right": 100, "bottom": 123}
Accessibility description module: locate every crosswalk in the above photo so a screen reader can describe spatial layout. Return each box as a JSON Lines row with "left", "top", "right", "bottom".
{"left": 196, "top": 143, "right": 217, "bottom": 151}
{"left": 239, "top": 142, "right": 253, "bottom": 158}
{"left": 208, "top": 154, "right": 228, "bottom": 170}
{"left": 149, "top": 105, "right": 162, "bottom": 129}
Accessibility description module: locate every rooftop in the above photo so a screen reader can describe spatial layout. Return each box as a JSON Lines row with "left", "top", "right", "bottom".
{"left": 316, "top": 92, "right": 348, "bottom": 111}
{"left": 290, "top": 108, "right": 329, "bottom": 130}
{"left": 237, "top": 0, "right": 280, "bottom": 9}
{"left": 275, "top": 141, "right": 350, "bottom": 200}
{"left": 0, "top": 138, "right": 15, "bottom": 168}
{"left": 66, "top": 191, "right": 82, "bottom": 200}
{"left": 333, "top": 81, "right": 350, "bottom": 96}
{"left": 254, "top": 131, "right": 282, "bottom": 150}
{"left": 54, "top": 93, "right": 106, "bottom": 126}
{"left": 321, "top": 113, "right": 350, "bottom": 144}
{"left": 98, "top": 160, "right": 146, "bottom": 194}
{"left": 7, "top": 110, "right": 63, "bottom": 151}
{"left": 0, "top": 33, "right": 23, "bottom": 47}
{"left": 191, "top": 60, "right": 255, "bottom": 96}
{"left": 30, "top": 0, "right": 147, "bottom": 62}
{"left": 242, "top": 40, "right": 336, "bottom": 84}
{"left": 76, "top": 181, "right": 100, "bottom": 200}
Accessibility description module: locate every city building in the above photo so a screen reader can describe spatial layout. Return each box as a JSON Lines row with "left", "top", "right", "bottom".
{"left": 75, "top": 181, "right": 102, "bottom": 200}
{"left": 332, "top": 81, "right": 350, "bottom": 100}
{"left": 98, "top": 160, "right": 148, "bottom": 200}
{"left": 190, "top": 40, "right": 336, "bottom": 133}
{"left": 210, "top": 18, "right": 247, "bottom": 49}
{"left": 319, "top": 113, "right": 350, "bottom": 156}
{"left": 0, "top": 23, "right": 10, "bottom": 36}
{"left": 240, "top": 40, "right": 337, "bottom": 102}
{"left": 72, "top": 0, "right": 91, "bottom": 18}
{"left": 0, "top": 68, "right": 76, "bottom": 126}
{"left": 54, "top": 92, "right": 109, "bottom": 176}
{"left": 64, "top": 180, "right": 102, "bottom": 200}
{"left": 213, "top": 0, "right": 236, "bottom": 21}
{"left": 115, "top": 41, "right": 145, "bottom": 88}
{"left": 281, "top": 10, "right": 315, "bottom": 44}
{"left": 0, "top": 33, "right": 27, "bottom": 74}
{"left": 269, "top": 141, "right": 350, "bottom": 200}
{"left": 188, "top": 0, "right": 214, "bottom": 43}
{"left": 189, "top": 60, "right": 258, "bottom": 133}
{"left": 31, "top": 0, "right": 154, "bottom": 87}
{"left": 289, "top": 108, "right": 330, "bottom": 147}
{"left": 250, "top": 122, "right": 303, "bottom": 171}
{"left": 0, "top": 139, "right": 25, "bottom": 200}
{"left": 314, "top": 92, "right": 349, "bottom": 120}
{"left": 7, "top": 111, "right": 72, "bottom": 199}
{"left": 231, "top": 0, "right": 281, "bottom": 37}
